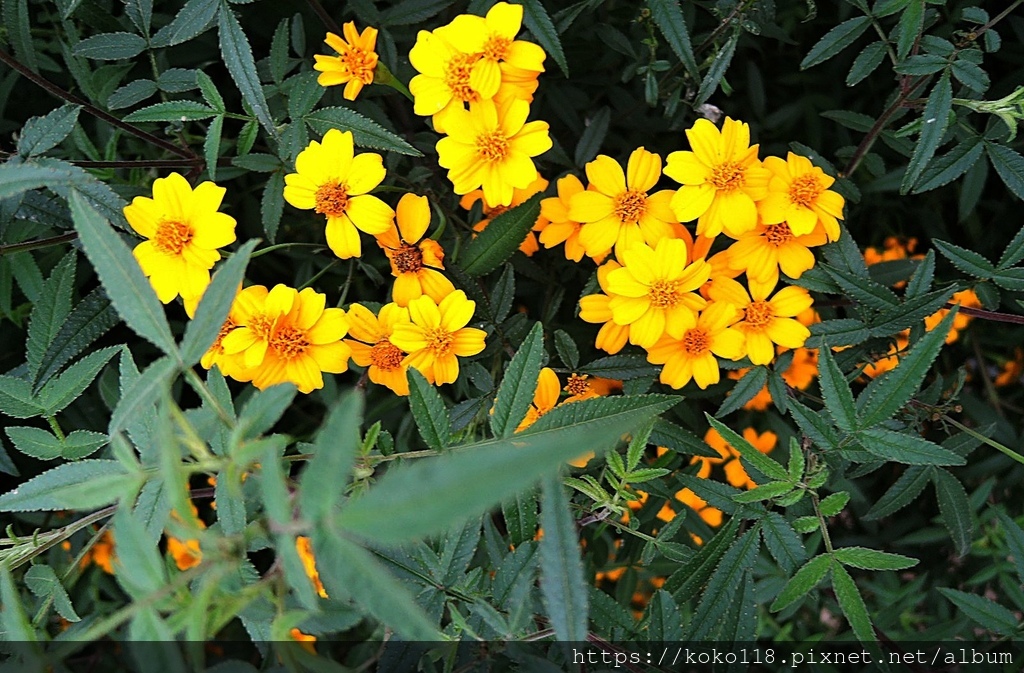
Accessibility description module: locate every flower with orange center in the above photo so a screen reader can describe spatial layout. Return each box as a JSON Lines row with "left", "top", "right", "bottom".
{"left": 345, "top": 302, "right": 412, "bottom": 396}
{"left": 924, "top": 288, "right": 981, "bottom": 344}
{"left": 376, "top": 194, "right": 455, "bottom": 306}
{"left": 696, "top": 427, "right": 777, "bottom": 490}
{"left": 568, "top": 147, "right": 679, "bottom": 260}
{"left": 707, "top": 277, "right": 813, "bottom": 366}
{"left": 124, "top": 172, "right": 237, "bottom": 307}
{"left": 664, "top": 117, "right": 771, "bottom": 238}
{"left": 539, "top": 174, "right": 588, "bottom": 262}
{"left": 313, "top": 22, "right": 379, "bottom": 101}
{"left": 295, "top": 535, "right": 328, "bottom": 599}
{"left": 606, "top": 237, "right": 711, "bottom": 348}
{"left": 220, "top": 285, "right": 351, "bottom": 394}
{"left": 283, "top": 129, "right": 394, "bottom": 259}
{"left": 726, "top": 220, "right": 829, "bottom": 285}
{"left": 409, "top": 30, "right": 484, "bottom": 133}
{"left": 579, "top": 260, "right": 631, "bottom": 354}
{"left": 758, "top": 152, "right": 845, "bottom": 238}
{"left": 461, "top": 175, "right": 549, "bottom": 256}
{"left": 516, "top": 367, "right": 561, "bottom": 431}
{"left": 645, "top": 301, "right": 745, "bottom": 389}
{"left": 389, "top": 290, "right": 487, "bottom": 385}
{"left": 563, "top": 373, "right": 622, "bottom": 403}
{"left": 198, "top": 286, "right": 254, "bottom": 383}
{"left": 436, "top": 98, "right": 552, "bottom": 207}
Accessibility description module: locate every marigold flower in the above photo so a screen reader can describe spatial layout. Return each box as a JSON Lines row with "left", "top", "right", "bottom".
{"left": 606, "top": 237, "right": 711, "bottom": 348}
{"left": 563, "top": 373, "right": 622, "bottom": 403}
{"left": 730, "top": 346, "right": 819, "bottom": 411}
{"left": 296, "top": 535, "right": 328, "bottom": 599}
{"left": 389, "top": 290, "right": 487, "bottom": 385}
{"left": 569, "top": 148, "right": 678, "bottom": 260}
{"left": 539, "top": 174, "right": 588, "bottom": 262}
{"left": 345, "top": 302, "right": 412, "bottom": 396}
{"left": 409, "top": 29, "right": 487, "bottom": 132}
{"left": 758, "top": 153, "right": 845, "bottom": 238}
{"left": 221, "top": 285, "right": 351, "bottom": 394}
{"left": 436, "top": 98, "right": 551, "bottom": 207}
{"left": 124, "top": 172, "right": 237, "bottom": 307}
{"left": 645, "top": 301, "right": 745, "bottom": 389}
{"left": 283, "top": 129, "right": 393, "bottom": 259}
{"left": 166, "top": 536, "right": 202, "bottom": 570}
{"left": 198, "top": 286, "right": 253, "bottom": 383}
{"left": 579, "top": 260, "right": 630, "bottom": 354}
{"left": 461, "top": 175, "right": 549, "bottom": 255}
{"left": 726, "top": 221, "right": 828, "bottom": 285}
{"left": 313, "top": 22, "right": 379, "bottom": 101}
{"left": 377, "top": 194, "right": 455, "bottom": 306}
{"left": 78, "top": 530, "right": 115, "bottom": 574}
{"left": 707, "top": 277, "right": 813, "bottom": 365}
{"left": 664, "top": 117, "right": 770, "bottom": 238}
{"left": 516, "top": 367, "right": 561, "bottom": 431}
{"left": 696, "top": 427, "right": 777, "bottom": 490}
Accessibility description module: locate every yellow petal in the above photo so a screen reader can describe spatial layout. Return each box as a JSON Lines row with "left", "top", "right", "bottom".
{"left": 396, "top": 193, "right": 431, "bottom": 243}
{"left": 585, "top": 155, "right": 627, "bottom": 197}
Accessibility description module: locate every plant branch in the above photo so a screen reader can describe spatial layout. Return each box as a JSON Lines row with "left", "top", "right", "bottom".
{"left": 0, "top": 233, "right": 78, "bottom": 256}
{"left": 843, "top": 76, "right": 929, "bottom": 177}
{"left": 305, "top": 0, "right": 343, "bottom": 36}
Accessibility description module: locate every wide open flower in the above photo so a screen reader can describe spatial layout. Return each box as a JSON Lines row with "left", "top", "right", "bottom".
{"left": 726, "top": 220, "right": 828, "bottom": 285}
{"left": 758, "top": 152, "right": 845, "bottom": 238}
{"left": 707, "top": 277, "right": 813, "bottom": 365}
{"left": 283, "top": 129, "right": 393, "bottom": 259}
{"left": 695, "top": 427, "right": 777, "bottom": 490}
{"left": 313, "top": 22, "right": 379, "bottom": 101}
{"left": 645, "top": 301, "right": 744, "bottom": 389}
{"left": 569, "top": 148, "right": 677, "bottom": 260}
{"left": 579, "top": 260, "right": 630, "bottom": 354}
{"left": 606, "top": 237, "right": 711, "bottom": 349}
{"left": 409, "top": 30, "right": 484, "bottom": 132}
{"left": 377, "top": 194, "right": 455, "bottom": 306}
{"left": 539, "top": 174, "right": 588, "bottom": 262}
{"left": 664, "top": 117, "right": 770, "bottom": 238}
{"left": 124, "top": 172, "right": 236, "bottom": 306}
{"left": 390, "top": 290, "right": 487, "bottom": 385}
{"left": 221, "top": 285, "right": 351, "bottom": 393}
{"left": 346, "top": 302, "right": 412, "bottom": 396}
{"left": 461, "top": 175, "right": 548, "bottom": 255}
{"left": 436, "top": 98, "right": 551, "bottom": 208}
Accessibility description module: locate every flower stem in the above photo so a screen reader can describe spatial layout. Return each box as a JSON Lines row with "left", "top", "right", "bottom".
{"left": 941, "top": 414, "right": 1024, "bottom": 467}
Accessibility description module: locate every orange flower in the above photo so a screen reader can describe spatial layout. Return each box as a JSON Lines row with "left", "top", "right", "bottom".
{"left": 376, "top": 194, "right": 455, "bottom": 307}
{"left": 314, "top": 22, "right": 379, "bottom": 100}
{"left": 296, "top": 536, "right": 328, "bottom": 599}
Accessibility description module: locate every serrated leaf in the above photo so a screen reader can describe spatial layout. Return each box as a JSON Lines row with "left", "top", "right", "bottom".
{"left": 489, "top": 263, "right": 515, "bottom": 322}
{"left": 574, "top": 107, "right": 610, "bottom": 167}
{"left": 645, "top": 589, "right": 683, "bottom": 641}
{"left": 581, "top": 353, "right": 659, "bottom": 380}
{"left": 831, "top": 562, "right": 876, "bottom": 642}
{"left": 846, "top": 41, "right": 886, "bottom": 86}
{"left": 73, "top": 32, "right": 147, "bottom": 60}
{"left": 109, "top": 355, "right": 176, "bottom": 435}
{"left": 664, "top": 517, "right": 739, "bottom": 599}
{"left": 833, "top": 546, "right": 918, "bottom": 570}
{"left": 821, "top": 264, "right": 900, "bottom": 310}
{"left": 218, "top": 2, "right": 277, "bottom": 138}
{"left": 650, "top": 418, "right": 720, "bottom": 457}
{"left": 895, "top": 0, "right": 924, "bottom": 61}
{"left": 380, "top": 0, "right": 455, "bottom": 26}
{"left": 180, "top": 239, "right": 256, "bottom": 366}
{"left": 648, "top": 0, "right": 698, "bottom": 80}
{"left": 538, "top": 473, "right": 588, "bottom": 641}
{"left": 25, "top": 564, "right": 80, "bottom": 622}
{"left": 864, "top": 466, "right": 930, "bottom": 520}
{"left": 38, "top": 346, "right": 119, "bottom": 415}
{"left": 553, "top": 330, "right": 578, "bottom": 370}
{"left": 298, "top": 390, "right": 363, "bottom": 526}
{"left": 761, "top": 512, "right": 806, "bottom": 573}
{"left": 33, "top": 288, "right": 119, "bottom": 393}
{"left": 857, "top": 428, "right": 964, "bottom": 466}
{"left": 932, "top": 239, "right": 994, "bottom": 277}
{"left": 18, "top": 105, "right": 81, "bottom": 157}
{"left": 695, "top": 31, "right": 738, "bottom": 106}
{"left": 818, "top": 491, "right": 850, "bottom": 517}
{"left": 913, "top": 138, "right": 984, "bottom": 193}
{"left": 460, "top": 195, "right": 543, "bottom": 276}
{"left": 801, "top": 16, "right": 871, "bottom": 69}
{"left": 806, "top": 318, "right": 871, "bottom": 348}
{"left": 893, "top": 53, "right": 948, "bottom": 75}
{"left": 937, "top": 588, "right": 1019, "bottom": 636}
{"left": 772, "top": 554, "right": 831, "bottom": 611}
{"left": 517, "top": 0, "right": 568, "bottom": 77}
{"left": 951, "top": 59, "right": 989, "bottom": 93}
{"left": 985, "top": 142, "right": 1024, "bottom": 200}
{"left": 491, "top": 321, "right": 545, "bottom": 437}
{"left": 112, "top": 507, "right": 168, "bottom": 598}
{"left": 0, "top": 376, "right": 44, "bottom": 419}
{"left": 151, "top": 0, "right": 218, "bottom": 47}
{"left": 716, "top": 366, "right": 767, "bottom": 417}
{"left": 108, "top": 79, "right": 158, "bottom": 109}
{"left": 26, "top": 252, "right": 76, "bottom": 379}
{"left": 705, "top": 414, "right": 788, "bottom": 481}
{"left": 5, "top": 426, "right": 63, "bottom": 460}
{"left": 204, "top": 115, "right": 224, "bottom": 180}
{"left": 0, "top": 459, "right": 139, "bottom": 511}
{"left": 406, "top": 369, "right": 450, "bottom": 451}
{"left": 903, "top": 72, "right": 953, "bottom": 193}
{"left": 157, "top": 68, "right": 199, "bottom": 93}
{"left": 123, "top": 100, "right": 218, "bottom": 122}
{"left": 998, "top": 226, "right": 1024, "bottom": 270}
{"left": 304, "top": 106, "right": 421, "bottom": 156}
{"left": 933, "top": 468, "right": 973, "bottom": 556}
{"left": 688, "top": 526, "right": 760, "bottom": 640}
{"left": 61, "top": 430, "right": 109, "bottom": 460}
{"left": 502, "top": 491, "right": 537, "bottom": 547}
{"left": 1, "top": 565, "right": 38, "bottom": 643}
{"left": 995, "top": 510, "right": 1024, "bottom": 583}
{"left": 868, "top": 286, "right": 956, "bottom": 337}
{"left": 732, "top": 481, "right": 793, "bottom": 503}
{"left": 818, "top": 345, "right": 858, "bottom": 432}
{"left": 260, "top": 170, "right": 285, "bottom": 241}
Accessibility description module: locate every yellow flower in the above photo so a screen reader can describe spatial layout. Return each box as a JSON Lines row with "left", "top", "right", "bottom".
{"left": 568, "top": 148, "right": 678, "bottom": 260}
{"left": 579, "top": 260, "right": 630, "bottom": 354}
{"left": 198, "top": 286, "right": 253, "bottom": 383}
{"left": 283, "top": 129, "right": 394, "bottom": 259}
{"left": 726, "top": 221, "right": 828, "bottom": 285}
{"left": 124, "top": 172, "right": 237, "bottom": 306}
{"left": 313, "top": 22, "right": 379, "bottom": 101}
{"left": 516, "top": 367, "right": 561, "bottom": 431}
{"left": 461, "top": 175, "right": 549, "bottom": 256}
{"left": 664, "top": 117, "right": 770, "bottom": 238}
{"left": 409, "top": 29, "right": 486, "bottom": 132}
{"left": 645, "top": 301, "right": 745, "bottom": 389}
{"left": 295, "top": 535, "right": 327, "bottom": 599}
{"left": 221, "top": 285, "right": 351, "bottom": 394}
{"left": 539, "top": 174, "right": 588, "bottom": 262}
{"left": 166, "top": 536, "right": 202, "bottom": 570}
{"left": 758, "top": 153, "right": 845, "bottom": 238}
{"left": 436, "top": 98, "right": 551, "bottom": 207}
{"left": 390, "top": 290, "right": 487, "bottom": 385}
{"left": 606, "top": 237, "right": 711, "bottom": 348}
{"left": 697, "top": 427, "right": 777, "bottom": 490}
{"left": 345, "top": 302, "right": 412, "bottom": 396}
{"left": 707, "top": 277, "right": 813, "bottom": 366}
{"left": 376, "top": 194, "right": 455, "bottom": 306}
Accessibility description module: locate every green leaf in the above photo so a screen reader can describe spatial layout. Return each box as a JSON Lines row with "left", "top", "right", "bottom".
{"left": 237, "top": 384, "right": 295, "bottom": 438}
{"left": 716, "top": 366, "right": 767, "bottom": 417}
{"left": 646, "top": 589, "right": 683, "bottom": 641}
{"left": 111, "top": 507, "right": 168, "bottom": 598}
{"left": 518, "top": 0, "right": 568, "bottom": 77}
{"left": 490, "top": 321, "right": 545, "bottom": 437}
{"left": 0, "top": 565, "right": 37, "bottom": 643}
{"left": 108, "top": 79, "right": 158, "bottom": 109}
{"left": 502, "top": 491, "right": 537, "bottom": 547}
{"left": 70, "top": 192, "right": 178, "bottom": 357}
{"left": 123, "top": 100, "right": 219, "bottom": 122}
{"left": 38, "top": 346, "right": 119, "bottom": 415}
{"left": 574, "top": 106, "right": 611, "bottom": 167}
{"left": 818, "top": 346, "right": 858, "bottom": 432}
{"left": 335, "top": 395, "right": 676, "bottom": 543}
{"left": 933, "top": 468, "right": 973, "bottom": 556}
{"left": 204, "top": 115, "right": 224, "bottom": 180}
{"left": 151, "top": 0, "right": 218, "bottom": 47}
{"left": 857, "top": 428, "right": 964, "bottom": 466}
{"left": 4, "top": 0, "right": 38, "bottom": 73}
{"left": 538, "top": 473, "right": 588, "bottom": 641}
{"left": 951, "top": 58, "right": 989, "bottom": 92}
{"left": 0, "top": 376, "right": 44, "bottom": 419}
{"left": 818, "top": 491, "right": 851, "bottom": 517}
{"left": 0, "top": 459, "right": 139, "bottom": 511}
{"left": 299, "top": 390, "right": 364, "bottom": 526}
{"left": 893, "top": 53, "right": 948, "bottom": 75}
{"left": 32, "top": 287, "right": 119, "bottom": 393}
{"left": 24, "top": 564, "right": 79, "bottom": 622}
{"left": 937, "top": 588, "right": 1019, "bottom": 636}
{"left": 18, "top": 105, "right": 81, "bottom": 157}
{"left": 26, "top": 252, "right": 76, "bottom": 379}
{"left": 406, "top": 369, "right": 450, "bottom": 451}
{"left": 999, "top": 226, "right": 1024, "bottom": 270}
{"left": 771, "top": 554, "right": 831, "bottom": 611}
{"left": 196, "top": 70, "right": 226, "bottom": 112}
{"left": 581, "top": 353, "right": 659, "bottom": 380}
{"left": 895, "top": 0, "right": 924, "bottom": 61}
{"left": 109, "top": 356, "right": 176, "bottom": 435}
{"left": 906, "top": 250, "right": 936, "bottom": 298}
{"left": 261, "top": 170, "right": 285, "bottom": 241}
{"left": 5, "top": 426, "right": 64, "bottom": 460}
{"left": 831, "top": 562, "right": 876, "bottom": 642}
{"left": 648, "top": 0, "right": 699, "bottom": 80}
{"left": 124, "top": 0, "right": 153, "bottom": 35}
{"left": 913, "top": 138, "right": 985, "bottom": 193}
{"left": 761, "top": 512, "right": 806, "bottom": 573}
{"left": 705, "top": 413, "right": 788, "bottom": 481}
{"left": 459, "top": 195, "right": 543, "bottom": 276}
{"left": 553, "top": 330, "right": 579, "bottom": 370}
{"left": 61, "top": 430, "right": 109, "bottom": 460}
{"left": 864, "top": 465, "right": 930, "bottom": 520}
{"left": 902, "top": 72, "right": 953, "bottom": 193}
{"left": 806, "top": 318, "right": 871, "bottom": 349}
{"left": 856, "top": 309, "right": 956, "bottom": 427}
{"left": 651, "top": 418, "right": 720, "bottom": 457}
{"left": 932, "top": 239, "right": 995, "bottom": 277}
{"left": 821, "top": 263, "right": 900, "bottom": 310}
{"left": 180, "top": 239, "right": 257, "bottom": 366}
{"left": 986, "top": 142, "right": 1024, "bottom": 200}
{"left": 868, "top": 286, "right": 956, "bottom": 337}
{"left": 732, "top": 481, "right": 793, "bottom": 503}
{"left": 218, "top": 2, "right": 277, "bottom": 138}
{"left": 380, "top": 0, "right": 455, "bottom": 26}
{"left": 157, "top": 68, "right": 199, "bottom": 93}
{"left": 695, "top": 31, "right": 738, "bottom": 106}
{"left": 846, "top": 41, "right": 886, "bottom": 86}
{"left": 995, "top": 510, "right": 1024, "bottom": 583}
{"left": 688, "top": 526, "right": 760, "bottom": 640}
{"left": 664, "top": 517, "right": 739, "bottom": 599}
{"left": 73, "top": 32, "right": 147, "bottom": 60}
{"left": 304, "top": 107, "right": 421, "bottom": 156}
{"left": 833, "top": 547, "right": 918, "bottom": 571}
{"left": 801, "top": 17, "right": 871, "bottom": 69}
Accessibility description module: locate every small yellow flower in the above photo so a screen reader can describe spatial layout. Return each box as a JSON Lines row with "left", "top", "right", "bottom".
{"left": 198, "top": 286, "right": 253, "bottom": 383}
{"left": 578, "top": 260, "right": 630, "bottom": 354}
{"left": 697, "top": 427, "right": 777, "bottom": 490}
{"left": 124, "top": 172, "right": 237, "bottom": 306}
{"left": 389, "top": 290, "right": 487, "bottom": 385}
{"left": 221, "top": 285, "right": 351, "bottom": 394}
{"left": 539, "top": 174, "right": 588, "bottom": 262}
{"left": 758, "top": 153, "right": 845, "bottom": 238}
{"left": 664, "top": 117, "right": 770, "bottom": 238}
{"left": 461, "top": 175, "right": 549, "bottom": 255}
{"left": 283, "top": 129, "right": 394, "bottom": 259}
{"left": 707, "top": 277, "right": 813, "bottom": 366}
{"left": 569, "top": 148, "right": 678, "bottom": 260}
{"left": 645, "top": 301, "right": 744, "bottom": 390}
{"left": 516, "top": 367, "right": 561, "bottom": 431}
{"left": 313, "top": 22, "right": 379, "bottom": 101}
{"left": 295, "top": 536, "right": 327, "bottom": 599}
{"left": 436, "top": 98, "right": 551, "bottom": 207}
{"left": 376, "top": 194, "right": 455, "bottom": 307}
{"left": 726, "top": 221, "right": 828, "bottom": 285}
{"left": 345, "top": 302, "right": 412, "bottom": 396}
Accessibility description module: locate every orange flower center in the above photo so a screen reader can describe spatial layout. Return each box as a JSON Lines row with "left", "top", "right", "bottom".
{"left": 154, "top": 219, "right": 194, "bottom": 255}
{"left": 789, "top": 174, "right": 823, "bottom": 208}
{"left": 425, "top": 327, "right": 454, "bottom": 357}
{"left": 392, "top": 243, "right": 425, "bottom": 273}
{"left": 445, "top": 53, "right": 480, "bottom": 103}
{"left": 211, "top": 317, "right": 237, "bottom": 353}
{"left": 612, "top": 189, "right": 648, "bottom": 223}
{"left": 764, "top": 223, "right": 794, "bottom": 246}
{"left": 709, "top": 161, "right": 745, "bottom": 192}
{"left": 649, "top": 279, "right": 683, "bottom": 309}
{"left": 249, "top": 314, "right": 275, "bottom": 340}
{"left": 370, "top": 339, "right": 405, "bottom": 371}
{"left": 315, "top": 182, "right": 350, "bottom": 217}
{"left": 564, "top": 373, "right": 591, "bottom": 396}
{"left": 270, "top": 325, "right": 310, "bottom": 360}
{"left": 483, "top": 35, "right": 511, "bottom": 61}
{"left": 340, "top": 47, "right": 376, "bottom": 84}
{"left": 476, "top": 130, "right": 510, "bottom": 162}
{"left": 744, "top": 300, "right": 774, "bottom": 328}
{"left": 682, "top": 327, "right": 711, "bottom": 355}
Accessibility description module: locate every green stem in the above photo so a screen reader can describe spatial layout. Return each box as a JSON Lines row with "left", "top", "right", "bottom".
{"left": 299, "top": 259, "right": 340, "bottom": 291}
{"left": 251, "top": 242, "right": 327, "bottom": 259}
{"left": 46, "top": 416, "right": 65, "bottom": 441}
{"left": 811, "top": 492, "right": 834, "bottom": 554}
{"left": 941, "top": 414, "right": 1024, "bottom": 466}
{"left": 373, "top": 62, "right": 415, "bottom": 103}
{"left": 0, "top": 233, "right": 79, "bottom": 257}
{"left": 184, "top": 368, "right": 234, "bottom": 427}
